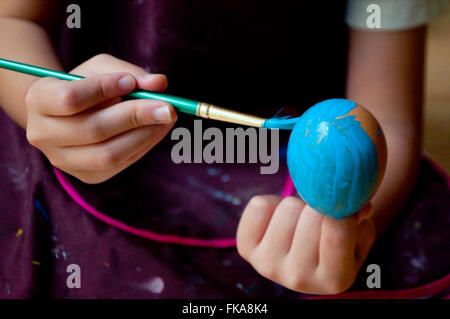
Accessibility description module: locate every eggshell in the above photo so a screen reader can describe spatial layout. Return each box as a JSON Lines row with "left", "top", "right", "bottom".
{"left": 287, "top": 99, "right": 387, "bottom": 219}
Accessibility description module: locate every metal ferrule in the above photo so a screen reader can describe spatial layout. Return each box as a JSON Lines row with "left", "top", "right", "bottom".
{"left": 196, "top": 102, "right": 265, "bottom": 128}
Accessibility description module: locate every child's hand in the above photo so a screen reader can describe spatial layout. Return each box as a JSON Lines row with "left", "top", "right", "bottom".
{"left": 237, "top": 195, "right": 375, "bottom": 294}
{"left": 25, "top": 54, "right": 177, "bottom": 184}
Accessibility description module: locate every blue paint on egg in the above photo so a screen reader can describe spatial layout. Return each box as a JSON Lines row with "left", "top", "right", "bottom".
{"left": 287, "top": 99, "right": 379, "bottom": 219}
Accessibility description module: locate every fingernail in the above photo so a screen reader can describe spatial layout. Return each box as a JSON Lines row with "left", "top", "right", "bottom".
{"left": 118, "top": 75, "right": 135, "bottom": 91}
{"left": 153, "top": 106, "right": 172, "bottom": 122}
{"left": 143, "top": 73, "right": 166, "bottom": 82}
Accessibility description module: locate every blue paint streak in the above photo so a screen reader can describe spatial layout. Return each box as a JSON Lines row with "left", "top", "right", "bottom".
{"left": 287, "top": 99, "right": 379, "bottom": 219}
{"left": 263, "top": 116, "right": 299, "bottom": 130}
{"left": 34, "top": 199, "right": 49, "bottom": 220}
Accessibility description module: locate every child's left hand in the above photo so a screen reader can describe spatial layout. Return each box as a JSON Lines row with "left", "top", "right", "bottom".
{"left": 236, "top": 195, "right": 376, "bottom": 294}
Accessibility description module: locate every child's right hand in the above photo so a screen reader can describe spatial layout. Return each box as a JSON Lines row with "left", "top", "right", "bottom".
{"left": 25, "top": 54, "right": 177, "bottom": 184}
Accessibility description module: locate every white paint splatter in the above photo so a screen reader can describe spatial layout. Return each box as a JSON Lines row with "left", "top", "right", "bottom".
{"left": 224, "top": 194, "right": 234, "bottom": 202}
{"left": 52, "top": 247, "right": 60, "bottom": 259}
{"left": 411, "top": 256, "right": 427, "bottom": 270}
{"left": 8, "top": 167, "right": 29, "bottom": 186}
{"left": 142, "top": 276, "right": 165, "bottom": 294}
{"left": 52, "top": 244, "right": 68, "bottom": 261}
{"left": 207, "top": 168, "right": 220, "bottom": 176}
{"left": 316, "top": 121, "right": 329, "bottom": 144}
{"left": 232, "top": 198, "right": 242, "bottom": 206}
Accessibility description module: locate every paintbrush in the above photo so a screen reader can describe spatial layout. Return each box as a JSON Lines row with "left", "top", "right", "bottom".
{"left": 0, "top": 58, "right": 297, "bottom": 129}
{"left": 0, "top": 58, "right": 390, "bottom": 219}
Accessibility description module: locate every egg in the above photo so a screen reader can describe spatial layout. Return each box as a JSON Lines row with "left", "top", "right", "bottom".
{"left": 287, "top": 99, "right": 387, "bottom": 219}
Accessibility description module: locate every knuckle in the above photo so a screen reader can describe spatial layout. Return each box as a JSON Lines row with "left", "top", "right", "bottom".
{"left": 123, "top": 146, "right": 147, "bottom": 166}
{"left": 25, "top": 79, "right": 48, "bottom": 110}
{"left": 25, "top": 128, "right": 41, "bottom": 147}
{"left": 324, "top": 229, "right": 348, "bottom": 247}
{"left": 75, "top": 173, "right": 109, "bottom": 185}
{"left": 96, "top": 148, "right": 120, "bottom": 170}
{"left": 278, "top": 260, "right": 308, "bottom": 291}
{"left": 279, "top": 196, "right": 304, "bottom": 212}
{"left": 285, "top": 271, "right": 308, "bottom": 292}
{"left": 317, "top": 269, "right": 353, "bottom": 295}
{"left": 92, "top": 53, "right": 112, "bottom": 62}
{"left": 85, "top": 118, "right": 106, "bottom": 142}
{"left": 129, "top": 104, "right": 143, "bottom": 127}
{"left": 248, "top": 195, "right": 273, "bottom": 209}
{"left": 236, "top": 239, "right": 251, "bottom": 261}
{"left": 58, "top": 87, "right": 78, "bottom": 111}
{"left": 250, "top": 248, "right": 277, "bottom": 279}
{"left": 47, "top": 154, "right": 63, "bottom": 169}
{"left": 93, "top": 78, "right": 111, "bottom": 100}
{"left": 255, "top": 261, "right": 277, "bottom": 280}
{"left": 24, "top": 85, "right": 37, "bottom": 108}
{"left": 236, "top": 243, "right": 247, "bottom": 260}
{"left": 323, "top": 278, "right": 351, "bottom": 295}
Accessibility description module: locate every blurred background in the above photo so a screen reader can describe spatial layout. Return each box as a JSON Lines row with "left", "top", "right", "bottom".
{"left": 424, "top": 10, "right": 449, "bottom": 172}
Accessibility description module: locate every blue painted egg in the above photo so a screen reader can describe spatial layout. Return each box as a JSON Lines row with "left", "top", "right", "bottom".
{"left": 287, "top": 99, "right": 387, "bottom": 219}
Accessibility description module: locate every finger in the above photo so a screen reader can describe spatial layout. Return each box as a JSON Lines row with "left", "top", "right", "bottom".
{"left": 355, "top": 219, "right": 376, "bottom": 270}
{"left": 258, "top": 197, "right": 305, "bottom": 256}
{"left": 288, "top": 205, "right": 323, "bottom": 267}
{"left": 317, "top": 215, "right": 358, "bottom": 278}
{"left": 36, "top": 73, "right": 136, "bottom": 116}
{"left": 73, "top": 54, "right": 168, "bottom": 92}
{"left": 236, "top": 195, "right": 281, "bottom": 259}
{"left": 43, "top": 100, "right": 176, "bottom": 146}
{"left": 64, "top": 124, "right": 174, "bottom": 184}
{"left": 52, "top": 124, "right": 173, "bottom": 172}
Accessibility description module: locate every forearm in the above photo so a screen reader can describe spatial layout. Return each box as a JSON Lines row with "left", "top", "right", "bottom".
{"left": 0, "top": 17, "right": 63, "bottom": 128}
{"left": 369, "top": 126, "right": 421, "bottom": 234}
{"left": 346, "top": 27, "right": 425, "bottom": 234}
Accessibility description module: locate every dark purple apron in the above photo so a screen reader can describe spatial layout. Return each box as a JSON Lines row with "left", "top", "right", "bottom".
{"left": 0, "top": 0, "right": 448, "bottom": 298}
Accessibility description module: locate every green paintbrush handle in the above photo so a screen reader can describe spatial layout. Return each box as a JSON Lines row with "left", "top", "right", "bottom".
{"left": 0, "top": 58, "right": 199, "bottom": 115}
